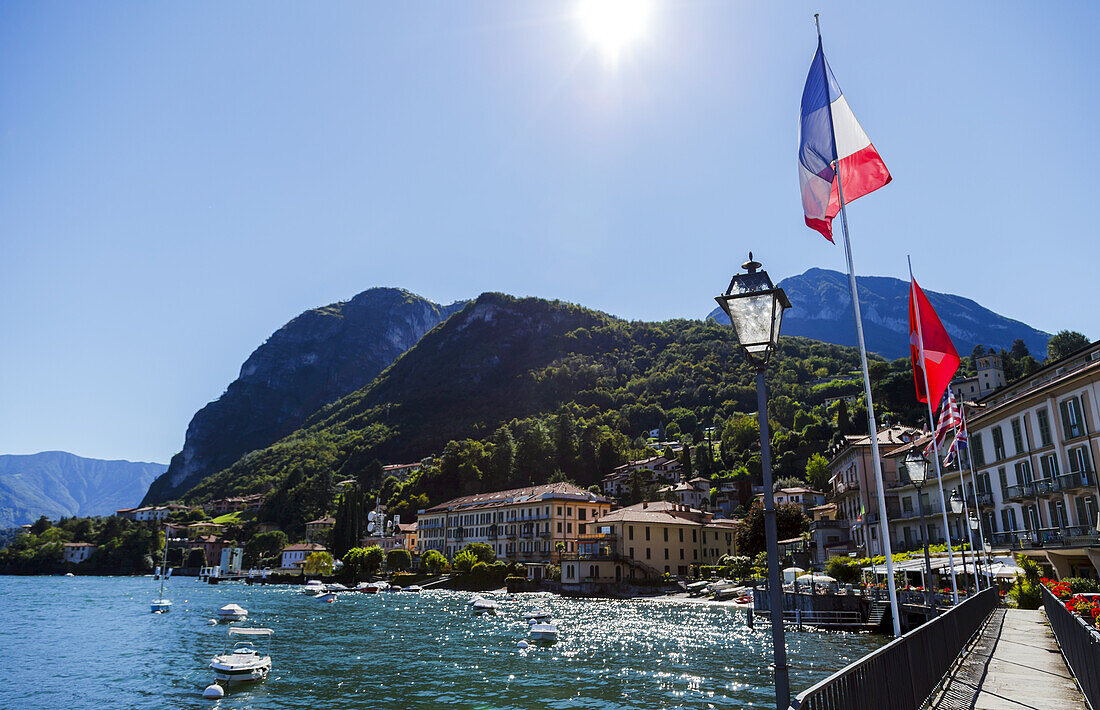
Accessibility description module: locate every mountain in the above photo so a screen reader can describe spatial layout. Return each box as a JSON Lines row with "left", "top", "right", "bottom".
{"left": 142, "top": 288, "right": 464, "bottom": 505}
{"left": 0, "top": 452, "right": 165, "bottom": 527}
{"left": 177, "top": 293, "right": 906, "bottom": 533}
{"left": 707, "top": 268, "right": 1050, "bottom": 360}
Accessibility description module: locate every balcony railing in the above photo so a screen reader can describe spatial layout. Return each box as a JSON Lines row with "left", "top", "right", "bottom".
{"left": 810, "top": 519, "right": 845, "bottom": 530}
{"left": 989, "top": 526, "right": 1100, "bottom": 550}
{"left": 1033, "top": 478, "right": 1057, "bottom": 497}
{"left": 897, "top": 504, "right": 941, "bottom": 521}
{"left": 1005, "top": 483, "right": 1034, "bottom": 501}
{"left": 1056, "top": 471, "right": 1096, "bottom": 491}
{"left": 1042, "top": 584, "right": 1100, "bottom": 709}
{"left": 834, "top": 481, "right": 860, "bottom": 495}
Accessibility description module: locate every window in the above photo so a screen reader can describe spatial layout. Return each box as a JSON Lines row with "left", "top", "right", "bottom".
{"left": 1015, "top": 460, "right": 1032, "bottom": 485}
{"left": 557, "top": 506, "right": 562, "bottom": 516}
{"left": 679, "top": 549, "right": 684, "bottom": 560}
{"left": 557, "top": 522, "right": 562, "bottom": 533}
{"left": 628, "top": 525, "right": 634, "bottom": 541}
{"left": 679, "top": 529, "right": 684, "bottom": 542}
{"left": 629, "top": 547, "right": 634, "bottom": 559}
{"left": 692, "top": 530, "right": 697, "bottom": 543}
{"left": 646, "top": 548, "right": 651, "bottom": 560}
{"left": 1011, "top": 418, "right": 1024, "bottom": 454}
{"left": 1076, "top": 497, "right": 1097, "bottom": 527}
{"left": 972, "top": 433, "right": 986, "bottom": 467}
{"left": 902, "top": 497, "right": 913, "bottom": 513}
{"left": 578, "top": 509, "right": 586, "bottom": 521}
{"left": 1061, "top": 397, "right": 1086, "bottom": 440}
{"left": 567, "top": 523, "right": 572, "bottom": 533}
{"left": 693, "top": 549, "right": 698, "bottom": 560}
{"left": 645, "top": 527, "right": 650, "bottom": 541}
{"left": 991, "top": 426, "right": 1005, "bottom": 461}
{"left": 567, "top": 507, "right": 573, "bottom": 516}
{"left": 1040, "top": 454, "right": 1059, "bottom": 480}
{"left": 1069, "top": 446, "right": 1092, "bottom": 474}
{"left": 663, "top": 528, "right": 668, "bottom": 542}
{"left": 1037, "top": 408, "right": 1053, "bottom": 446}
{"left": 998, "top": 468, "right": 1008, "bottom": 498}
{"left": 664, "top": 549, "right": 669, "bottom": 560}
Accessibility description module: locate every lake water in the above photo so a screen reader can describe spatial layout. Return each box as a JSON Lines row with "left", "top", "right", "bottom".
{"left": 0, "top": 576, "right": 888, "bottom": 709}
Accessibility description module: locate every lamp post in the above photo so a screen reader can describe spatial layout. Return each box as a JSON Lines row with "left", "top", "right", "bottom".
{"left": 968, "top": 513, "right": 982, "bottom": 590}
{"left": 715, "top": 253, "right": 792, "bottom": 710}
{"left": 949, "top": 491, "right": 975, "bottom": 595}
{"left": 902, "top": 449, "right": 935, "bottom": 611}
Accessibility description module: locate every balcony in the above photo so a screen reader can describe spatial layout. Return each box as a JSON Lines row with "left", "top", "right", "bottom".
{"left": 1056, "top": 471, "right": 1096, "bottom": 492}
{"left": 834, "top": 480, "right": 859, "bottom": 496}
{"left": 990, "top": 526, "right": 1100, "bottom": 550}
{"left": 1005, "top": 484, "right": 1034, "bottom": 501}
{"left": 897, "top": 504, "right": 941, "bottom": 521}
{"left": 974, "top": 492, "right": 994, "bottom": 508}
{"left": 1032, "top": 478, "right": 1058, "bottom": 498}
{"left": 810, "top": 519, "right": 845, "bottom": 530}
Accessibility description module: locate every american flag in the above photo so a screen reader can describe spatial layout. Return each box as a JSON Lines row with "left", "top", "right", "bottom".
{"left": 925, "top": 389, "right": 965, "bottom": 465}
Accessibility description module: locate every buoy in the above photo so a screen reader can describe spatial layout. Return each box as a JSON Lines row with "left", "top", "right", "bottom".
{"left": 517, "top": 641, "right": 529, "bottom": 649}
{"left": 202, "top": 684, "right": 224, "bottom": 699}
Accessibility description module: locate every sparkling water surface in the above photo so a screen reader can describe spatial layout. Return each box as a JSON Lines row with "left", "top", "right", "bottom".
{"left": 0, "top": 576, "right": 888, "bottom": 709}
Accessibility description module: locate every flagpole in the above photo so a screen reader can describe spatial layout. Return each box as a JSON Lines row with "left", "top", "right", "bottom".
{"left": 817, "top": 15, "right": 902, "bottom": 637}
{"left": 960, "top": 406, "right": 994, "bottom": 585}
{"left": 909, "top": 257, "right": 960, "bottom": 605}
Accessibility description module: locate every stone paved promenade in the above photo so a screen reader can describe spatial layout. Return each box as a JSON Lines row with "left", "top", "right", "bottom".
{"left": 931, "top": 608, "right": 1087, "bottom": 710}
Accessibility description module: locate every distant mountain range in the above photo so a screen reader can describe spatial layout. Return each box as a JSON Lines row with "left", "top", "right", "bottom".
{"left": 142, "top": 288, "right": 465, "bottom": 505}
{"left": 0, "top": 452, "right": 165, "bottom": 527}
{"left": 707, "top": 268, "right": 1050, "bottom": 360}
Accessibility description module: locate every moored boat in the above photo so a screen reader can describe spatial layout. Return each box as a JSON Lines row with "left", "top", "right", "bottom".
{"left": 210, "top": 628, "right": 273, "bottom": 683}
{"left": 302, "top": 580, "right": 326, "bottom": 595}
{"left": 217, "top": 603, "right": 248, "bottom": 622}
{"left": 471, "top": 598, "right": 498, "bottom": 615}
{"left": 529, "top": 623, "right": 559, "bottom": 643}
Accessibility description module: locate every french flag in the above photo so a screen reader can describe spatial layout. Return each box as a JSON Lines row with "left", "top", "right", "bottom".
{"left": 799, "top": 39, "right": 891, "bottom": 242}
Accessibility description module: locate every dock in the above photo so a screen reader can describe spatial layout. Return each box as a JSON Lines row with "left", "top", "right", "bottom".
{"left": 931, "top": 608, "right": 1087, "bottom": 710}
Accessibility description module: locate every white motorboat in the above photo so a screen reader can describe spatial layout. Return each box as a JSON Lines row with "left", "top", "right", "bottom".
{"left": 467, "top": 596, "right": 484, "bottom": 606}
{"left": 529, "top": 623, "right": 559, "bottom": 643}
{"left": 524, "top": 608, "right": 552, "bottom": 621}
{"left": 64, "top": 572, "right": 75, "bottom": 577}
{"left": 210, "top": 628, "right": 273, "bottom": 683}
{"left": 302, "top": 580, "right": 327, "bottom": 595}
{"left": 217, "top": 603, "right": 248, "bottom": 622}
{"left": 471, "top": 599, "right": 498, "bottom": 615}
{"left": 327, "top": 582, "right": 349, "bottom": 592}
{"left": 403, "top": 585, "right": 422, "bottom": 593}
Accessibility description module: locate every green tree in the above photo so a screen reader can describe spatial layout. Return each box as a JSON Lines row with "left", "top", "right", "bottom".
{"left": 805, "top": 453, "right": 830, "bottom": 491}
{"left": 1009, "top": 338, "right": 1030, "bottom": 361}
{"left": 487, "top": 425, "right": 515, "bottom": 489}
{"left": 1047, "top": 330, "right": 1090, "bottom": 363}
{"left": 343, "top": 547, "right": 369, "bottom": 579}
{"left": 423, "top": 549, "right": 447, "bottom": 574}
{"left": 29, "top": 516, "right": 52, "bottom": 535}
{"left": 246, "top": 530, "right": 288, "bottom": 565}
{"left": 453, "top": 549, "right": 477, "bottom": 573}
{"left": 460, "top": 542, "right": 496, "bottom": 564}
{"left": 553, "top": 411, "right": 579, "bottom": 477}
{"left": 304, "top": 551, "right": 334, "bottom": 576}
{"left": 1008, "top": 554, "right": 1043, "bottom": 609}
{"left": 386, "top": 548, "right": 412, "bottom": 571}
{"left": 186, "top": 547, "right": 206, "bottom": 568}
{"left": 734, "top": 502, "right": 809, "bottom": 558}
{"left": 826, "top": 557, "right": 861, "bottom": 585}
{"left": 363, "top": 545, "right": 385, "bottom": 576}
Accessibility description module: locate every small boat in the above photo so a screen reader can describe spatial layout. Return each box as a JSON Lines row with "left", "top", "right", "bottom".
{"left": 403, "top": 585, "right": 422, "bottom": 593}
{"left": 217, "top": 603, "right": 248, "bottom": 622}
{"left": 471, "top": 599, "right": 498, "bottom": 615}
{"left": 355, "top": 582, "right": 376, "bottom": 593}
{"left": 327, "top": 582, "right": 349, "bottom": 592}
{"left": 686, "top": 580, "right": 710, "bottom": 597}
{"left": 467, "top": 596, "right": 484, "bottom": 606}
{"left": 524, "top": 608, "right": 552, "bottom": 621}
{"left": 150, "top": 526, "right": 172, "bottom": 613}
{"left": 210, "top": 628, "right": 273, "bottom": 683}
{"left": 64, "top": 572, "right": 75, "bottom": 577}
{"left": 315, "top": 592, "right": 338, "bottom": 603}
{"left": 529, "top": 623, "right": 559, "bottom": 643}
{"left": 302, "top": 580, "right": 327, "bottom": 595}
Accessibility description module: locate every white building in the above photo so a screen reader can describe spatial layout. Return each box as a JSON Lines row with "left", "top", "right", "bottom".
{"left": 62, "top": 542, "right": 96, "bottom": 564}
{"left": 280, "top": 543, "right": 327, "bottom": 570}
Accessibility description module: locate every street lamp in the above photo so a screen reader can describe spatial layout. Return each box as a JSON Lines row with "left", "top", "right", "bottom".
{"left": 715, "top": 253, "right": 792, "bottom": 710}
{"left": 949, "top": 490, "right": 973, "bottom": 594}
{"left": 902, "top": 448, "right": 935, "bottom": 611}
{"left": 968, "top": 513, "right": 983, "bottom": 590}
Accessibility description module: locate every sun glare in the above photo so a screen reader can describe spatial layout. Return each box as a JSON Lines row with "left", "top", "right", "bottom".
{"left": 578, "top": 0, "right": 650, "bottom": 63}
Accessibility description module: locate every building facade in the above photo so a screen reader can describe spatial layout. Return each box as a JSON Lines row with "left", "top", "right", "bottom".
{"left": 62, "top": 542, "right": 96, "bottom": 564}
{"left": 416, "top": 482, "right": 610, "bottom": 563}
{"left": 963, "top": 342, "right": 1100, "bottom": 579}
{"left": 280, "top": 542, "right": 328, "bottom": 570}
{"left": 560, "top": 501, "right": 740, "bottom": 590}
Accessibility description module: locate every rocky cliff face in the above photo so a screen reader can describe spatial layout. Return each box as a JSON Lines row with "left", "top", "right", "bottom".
{"left": 142, "top": 288, "right": 463, "bottom": 504}
{"left": 0, "top": 452, "right": 165, "bottom": 527}
{"left": 708, "top": 267, "right": 1050, "bottom": 360}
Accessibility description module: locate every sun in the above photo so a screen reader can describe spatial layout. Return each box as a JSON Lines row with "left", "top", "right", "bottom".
{"left": 577, "top": 0, "right": 651, "bottom": 62}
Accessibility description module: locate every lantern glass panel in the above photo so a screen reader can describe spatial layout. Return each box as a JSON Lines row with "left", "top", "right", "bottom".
{"left": 724, "top": 291, "right": 778, "bottom": 355}
{"left": 905, "top": 451, "right": 928, "bottom": 487}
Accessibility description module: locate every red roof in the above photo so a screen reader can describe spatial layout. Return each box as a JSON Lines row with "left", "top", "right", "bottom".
{"left": 282, "top": 543, "right": 327, "bottom": 552}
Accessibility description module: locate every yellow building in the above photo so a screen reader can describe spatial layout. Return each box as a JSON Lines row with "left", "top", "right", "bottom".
{"left": 560, "top": 501, "right": 741, "bottom": 591}
{"left": 417, "top": 482, "right": 610, "bottom": 563}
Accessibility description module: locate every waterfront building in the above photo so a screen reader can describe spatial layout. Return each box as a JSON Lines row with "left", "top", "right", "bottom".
{"left": 952, "top": 353, "right": 1008, "bottom": 403}
{"left": 62, "top": 542, "right": 96, "bottom": 564}
{"left": 115, "top": 504, "right": 189, "bottom": 522}
{"left": 964, "top": 341, "right": 1100, "bottom": 579}
{"left": 305, "top": 516, "right": 335, "bottom": 541}
{"left": 825, "top": 424, "right": 923, "bottom": 556}
{"left": 885, "top": 435, "right": 976, "bottom": 553}
{"left": 808, "top": 503, "right": 848, "bottom": 566}
{"left": 203, "top": 494, "right": 264, "bottom": 515}
{"left": 382, "top": 462, "right": 422, "bottom": 482}
{"left": 395, "top": 522, "right": 417, "bottom": 552}
{"left": 280, "top": 542, "right": 327, "bottom": 570}
{"left": 560, "top": 501, "right": 740, "bottom": 591}
{"left": 416, "top": 482, "right": 610, "bottom": 564}
{"left": 657, "top": 477, "right": 711, "bottom": 510}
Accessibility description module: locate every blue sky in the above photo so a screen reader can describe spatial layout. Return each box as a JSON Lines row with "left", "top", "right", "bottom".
{"left": 1, "top": 1, "right": 1097, "bottom": 463}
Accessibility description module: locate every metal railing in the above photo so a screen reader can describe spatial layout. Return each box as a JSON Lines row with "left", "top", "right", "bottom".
{"left": 789, "top": 587, "right": 997, "bottom": 710}
{"left": 990, "top": 526, "right": 1100, "bottom": 550}
{"left": 1042, "top": 584, "right": 1100, "bottom": 708}
{"left": 1056, "top": 471, "right": 1096, "bottom": 491}
{"left": 782, "top": 609, "right": 863, "bottom": 626}
{"left": 1006, "top": 483, "right": 1034, "bottom": 500}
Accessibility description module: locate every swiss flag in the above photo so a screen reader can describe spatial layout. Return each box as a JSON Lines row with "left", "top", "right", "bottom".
{"left": 909, "top": 279, "right": 960, "bottom": 405}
